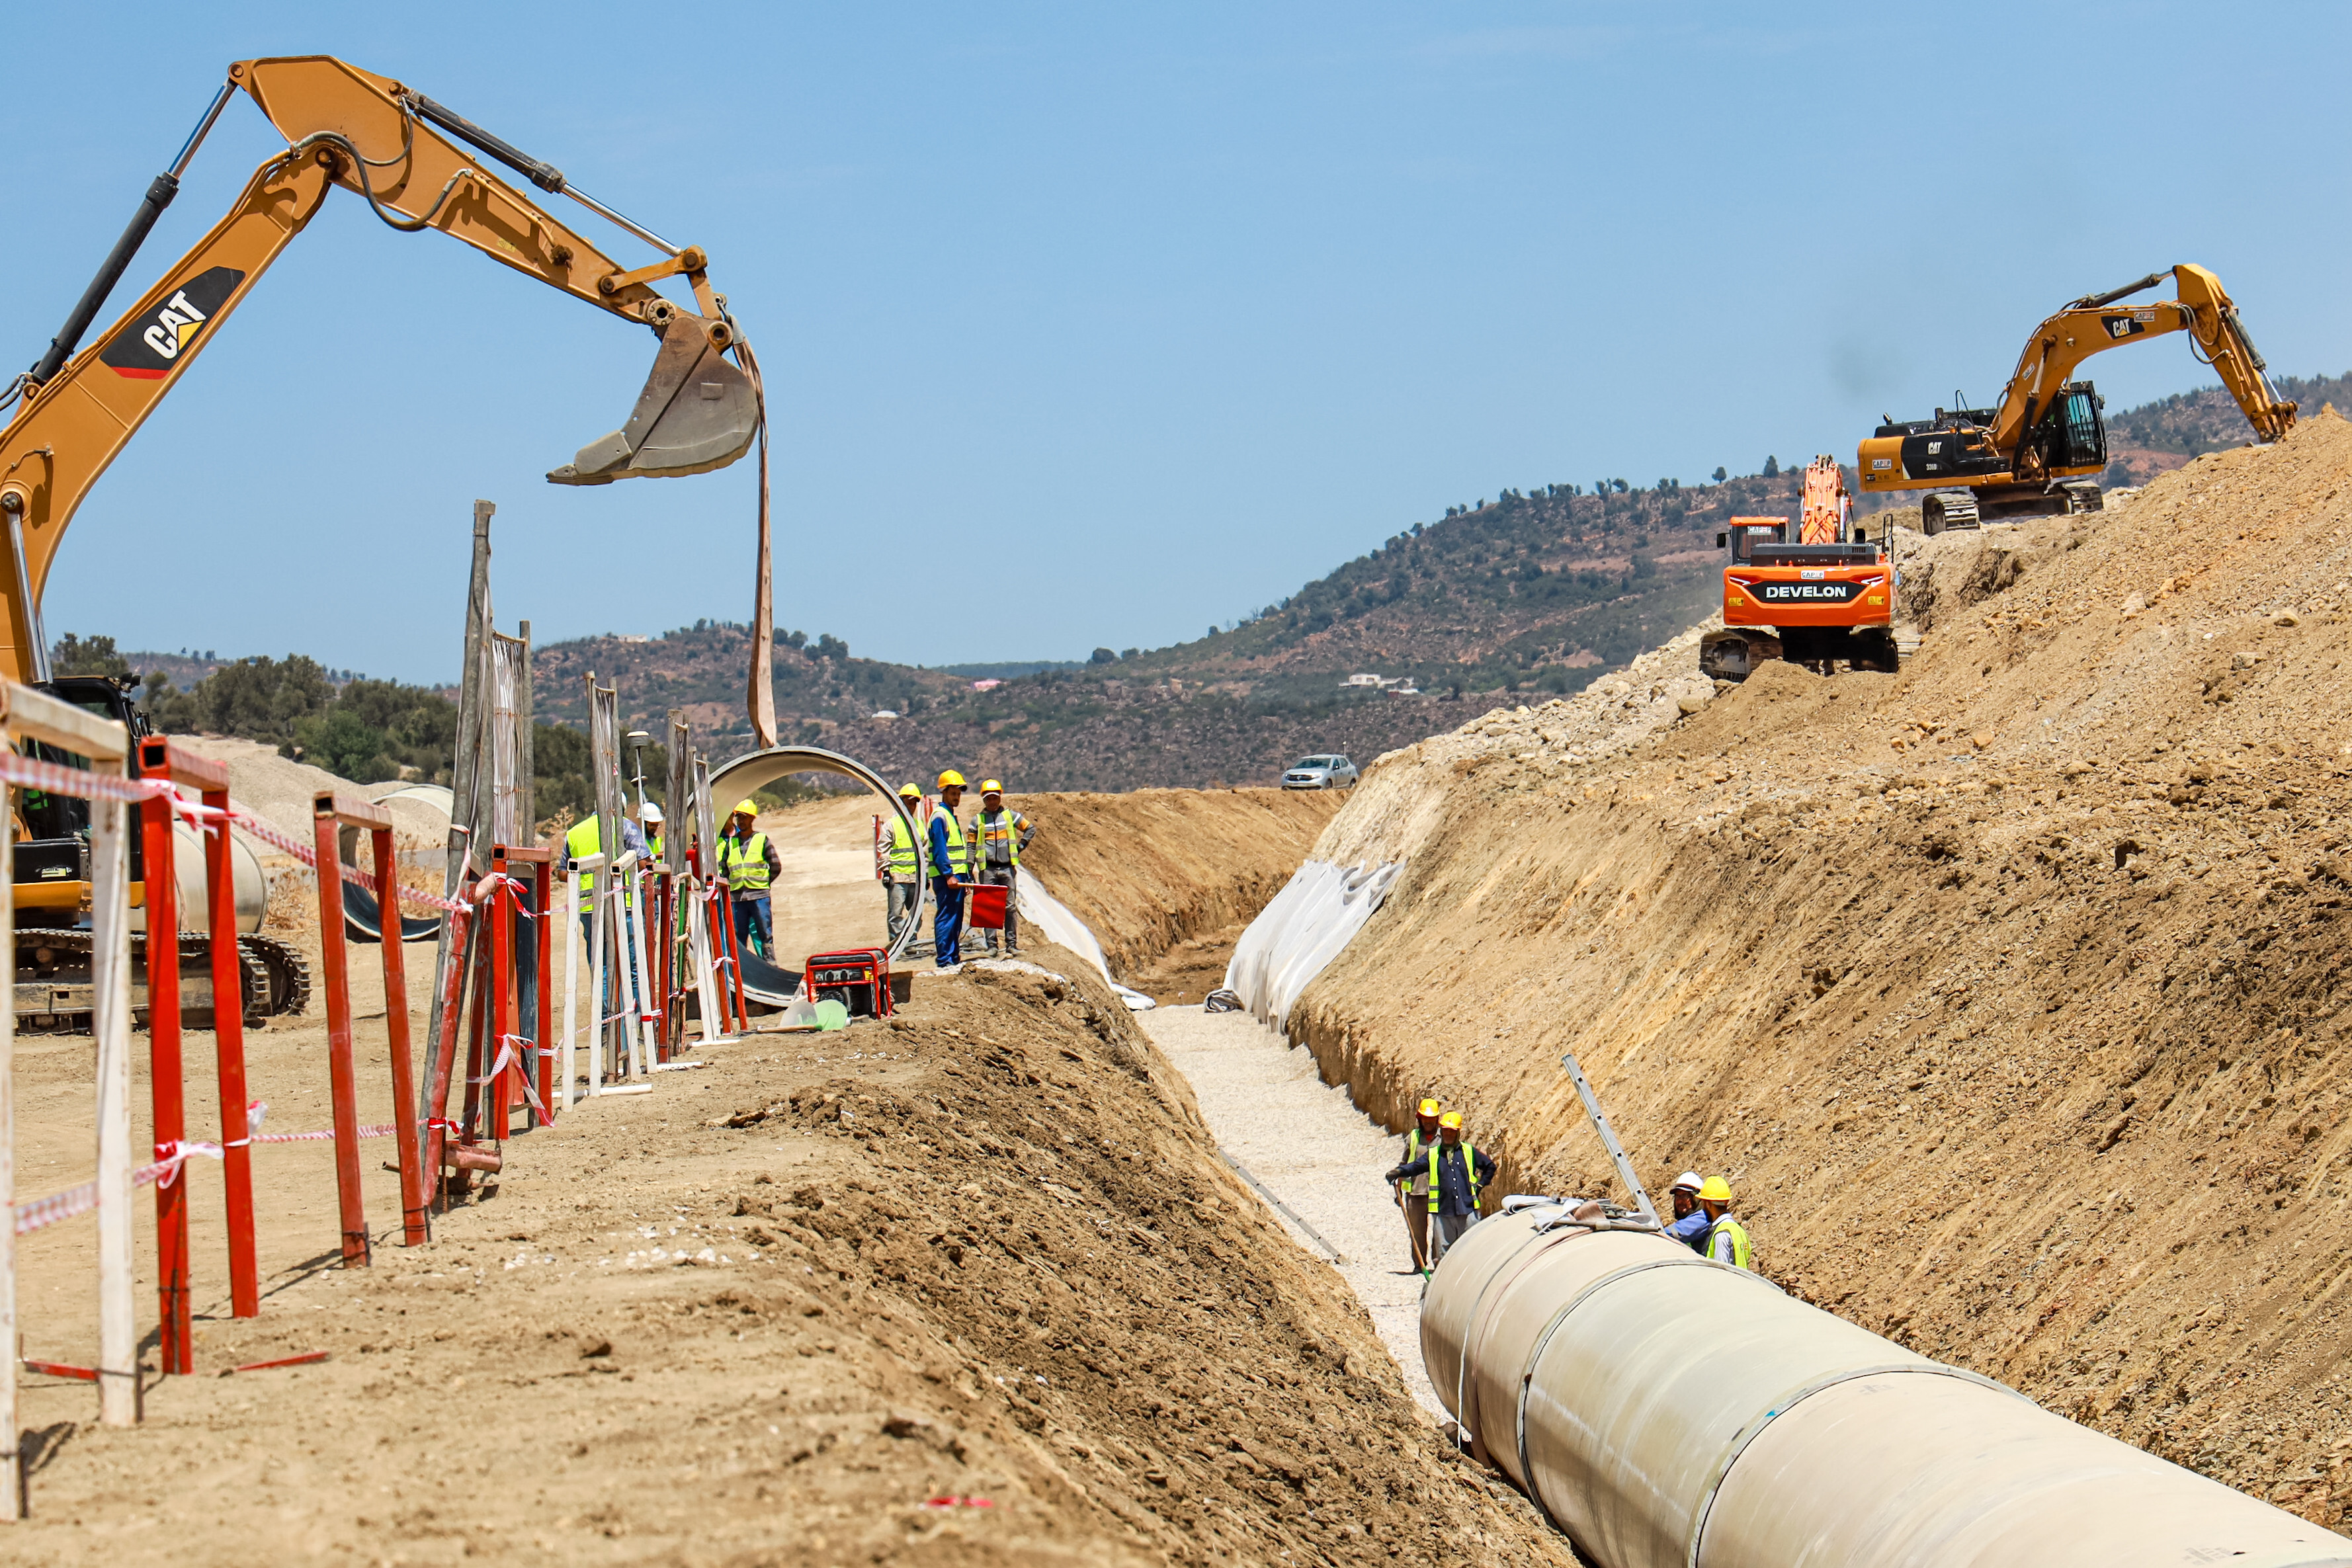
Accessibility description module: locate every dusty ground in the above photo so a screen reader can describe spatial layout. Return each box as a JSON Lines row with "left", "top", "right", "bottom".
{"left": 14, "top": 897, "right": 1556, "bottom": 1559}
{"left": 1140, "top": 1008, "right": 1439, "bottom": 1417}
{"left": 1280, "top": 409, "right": 2352, "bottom": 1525}
{"left": 1126, "top": 925, "right": 1247, "bottom": 1007}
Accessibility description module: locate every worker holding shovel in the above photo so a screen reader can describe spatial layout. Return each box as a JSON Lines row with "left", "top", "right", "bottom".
{"left": 1383, "top": 1111, "right": 1495, "bottom": 1272}
{"left": 1392, "top": 1098, "right": 1444, "bottom": 1274}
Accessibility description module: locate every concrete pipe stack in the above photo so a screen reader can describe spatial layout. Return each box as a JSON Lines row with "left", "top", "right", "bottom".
{"left": 1423, "top": 1202, "right": 2352, "bottom": 1567}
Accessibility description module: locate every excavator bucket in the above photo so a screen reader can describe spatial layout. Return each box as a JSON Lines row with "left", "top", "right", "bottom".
{"left": 547, "top": 311, "right": 759, "bottom": 485}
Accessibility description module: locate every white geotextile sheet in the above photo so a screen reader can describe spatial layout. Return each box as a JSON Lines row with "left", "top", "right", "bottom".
{"left": 1223, "top": 858, "right": 1402, "bottom": 1032}
{"left": 1017, "top": 872, "right": 1157, "bottom": 1011}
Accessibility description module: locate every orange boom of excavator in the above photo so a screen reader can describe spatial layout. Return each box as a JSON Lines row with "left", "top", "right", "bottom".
{"left": 1699, "top": 457, "right": 1897, "bottom": 682}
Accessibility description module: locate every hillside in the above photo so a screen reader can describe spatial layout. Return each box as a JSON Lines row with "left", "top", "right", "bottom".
{"left": 75, "top": 376, "right": 2352, "bottom": 793}
{"left": 1283, "top": 409, "right": 2352, "bottom": 1526}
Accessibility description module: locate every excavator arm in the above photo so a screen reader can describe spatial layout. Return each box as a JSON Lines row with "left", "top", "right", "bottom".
{"left": 0, "top": 54, "right": 760, "bottom": 685}
{"left": 1986, "top": 263, "right": 2296, "bottom": 455}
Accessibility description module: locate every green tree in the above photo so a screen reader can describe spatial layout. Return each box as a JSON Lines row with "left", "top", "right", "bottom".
{"left": 1763, "top": 455, "right": 1780, "bottom": 477}
{"left": 52, "top": 632, "right": 130, "bottom": 679}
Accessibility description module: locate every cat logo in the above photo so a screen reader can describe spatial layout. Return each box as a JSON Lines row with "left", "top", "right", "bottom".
{"left": 2101, "top": 312, "right": 2150, "bottom": 341}
{"left": 99, "top": 266, "right": 245, "bottom": 380}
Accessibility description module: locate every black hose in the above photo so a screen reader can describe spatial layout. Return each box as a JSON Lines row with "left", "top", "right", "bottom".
{"left": 28, "top": 173, "right": 180, "bottom": 385}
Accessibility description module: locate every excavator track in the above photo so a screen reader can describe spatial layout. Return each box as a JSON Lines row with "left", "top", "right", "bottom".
{"left": 13, "top": 928, "right": 311, "bottom": 1034}
{"left": 1920, "top": 491, "right": 1981, "bottom": 536}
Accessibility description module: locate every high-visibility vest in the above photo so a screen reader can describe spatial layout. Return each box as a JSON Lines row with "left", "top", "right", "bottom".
{"left": 718, "top": 831, "right": 772, "bottom": 893}
{"left": 1401, "top": 1128, "right": 1435, "bottom": 1193}
{"left": 1425, "top": 1141, "right": 1482, "bottom": 1214}
{"left": 646, "top": 829, "right": 663, "bottom": 861}
{"left": 885, "top": 814, "right": 921, "bottom": 881}
{"left": 1708, "top": 1215, "right": 1753, "bottom": 1270}
{"left": 972, "top": 807, "right": 1025, "bottom": 868}
{"left": 931, "top": 813, "right": 969, "bottom": 880}
{"left": 566, "top": 815, "right": 603, "bottom": 894}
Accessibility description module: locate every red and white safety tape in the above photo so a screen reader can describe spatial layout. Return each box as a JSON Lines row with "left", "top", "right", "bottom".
{"left": 11, "top": 1122, "right": 398, "bottom": 1236}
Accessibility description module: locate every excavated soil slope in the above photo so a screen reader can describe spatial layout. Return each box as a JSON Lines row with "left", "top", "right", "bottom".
{"left": 1018, "top": 788, "right": 1343, "bottom": 976}
{"left": 15, "top": 938, "right": 1562, "bottom": 1564}
{"left": 1288, "top": 409, "right": 2352, "bottom": 1526}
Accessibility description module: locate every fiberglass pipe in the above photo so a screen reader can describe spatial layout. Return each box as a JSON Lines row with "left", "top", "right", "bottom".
{"left": 1425, "top": 1206, "right": 2352, "bottom": 1568}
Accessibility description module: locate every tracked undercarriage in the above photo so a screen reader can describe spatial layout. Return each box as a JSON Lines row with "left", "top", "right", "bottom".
{"left": 13, "top": 929, "right": 310, "bottom": 1033}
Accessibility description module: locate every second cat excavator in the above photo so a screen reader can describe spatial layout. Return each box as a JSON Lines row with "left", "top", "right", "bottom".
{"left": 1857, "top": 264, "right": 2295, "bottom": 532}
{"left": 0, "top": 54, "right": 763, "bottom": 1030}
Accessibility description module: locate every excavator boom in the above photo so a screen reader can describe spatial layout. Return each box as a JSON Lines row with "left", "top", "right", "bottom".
{"left": 0, "top": 55, "right": 761, "bottom": 684}
{"left": 1857, "top": 265, "right": 2294, "bottom": 523}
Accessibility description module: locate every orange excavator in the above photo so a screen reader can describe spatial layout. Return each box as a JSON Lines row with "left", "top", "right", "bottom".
{"left": 0, "top": 55, "right": 761, "bottom": 1028}
{"left": 1699, "top": 456, "right": 1896, "bottom": 682}
{"left": 1855, "top": 264, "right": 2294, "bottom": 532}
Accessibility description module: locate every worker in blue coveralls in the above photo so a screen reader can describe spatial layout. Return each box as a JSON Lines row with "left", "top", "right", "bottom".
{"left": 927, "top": 769, "right": 972, "bottom": 968}
{"left": 1664, "top": 1171, "right": 1710, "bottom": 1251}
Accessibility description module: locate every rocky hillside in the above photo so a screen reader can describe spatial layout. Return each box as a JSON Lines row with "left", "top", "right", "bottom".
{"left": 1279, "top": 408, "right": 2352, "bottom": 1528}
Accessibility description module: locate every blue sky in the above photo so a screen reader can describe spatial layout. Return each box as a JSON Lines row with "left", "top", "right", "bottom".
{"left": 8, "top": 3, "right": 2347, "bottom": 681}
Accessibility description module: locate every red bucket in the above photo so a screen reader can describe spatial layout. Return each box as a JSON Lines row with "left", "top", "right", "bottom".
{"left": 965, "top": 882, "right": 1009, "bottom": 929}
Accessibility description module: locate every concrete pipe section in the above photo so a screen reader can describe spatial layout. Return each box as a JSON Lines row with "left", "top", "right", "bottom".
{"left": 1425, "top": 1203, "right": 2352, "bottom": 1567}
{"left": 700, "top": 745, "right": 924, "bottom": 1004}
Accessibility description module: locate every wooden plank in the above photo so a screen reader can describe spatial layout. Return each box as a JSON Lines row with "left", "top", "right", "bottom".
{"left": 91, "top": 779, "right": 136, "bottom": 1426}
{"left": 0, "top": 681, "right": 128, "bottom": 761}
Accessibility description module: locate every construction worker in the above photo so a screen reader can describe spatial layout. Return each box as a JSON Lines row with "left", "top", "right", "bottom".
{"left": 881, "top": 783, "right": 925, "bottom": 945}
{"left": 1382, "top": 1111, "right": 1495, "bottom": 1267}
{"left": 1664, "top": 1171, "right": 1710, "bottom": 1253}
{"left": 927, "top": 770, "right": 972, "bottom": 968}
{"left": 1392, "top": 1098, "right": 1444, "bottom": 1273}
{"left": 968, "top": 779, "right": 1035, "bottom": 957}
{"left": 717, "top": 800, "right": 782, "bottom": 958}
{"left": 560, "top": 805, "right": 648, "bottom": 946}
{"left": 640, "top": 801, "right": 664, "bottom": 860}
{"left": 1697, "top": 1176, "right": 1753, "bottom": 1270}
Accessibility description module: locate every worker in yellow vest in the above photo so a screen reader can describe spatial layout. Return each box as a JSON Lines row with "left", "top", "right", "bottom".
{"left": 968, "top": 779, "right": 1035, "bottom": 957}
{"left": 1382, "top": 1111, "right": 1494, "bottom": 1268}
{"left": 561, "top": 806, "right": 649, "bottom": 944}
{"left": 1697, "top": 1176, "right": 1753, "bottom": 1270}
{"left": 880, "top": 782, "right": 925, "bottom": 944}
{"left": 927, "top": 770, "right": 972, "bottom": 967}
{"left": 716, "top": 799, "right": 781, "bottom": 958}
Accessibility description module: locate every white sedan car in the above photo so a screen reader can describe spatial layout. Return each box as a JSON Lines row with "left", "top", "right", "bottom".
{"left": 1282, "top": 755, "right": 1359, "bottom": 790}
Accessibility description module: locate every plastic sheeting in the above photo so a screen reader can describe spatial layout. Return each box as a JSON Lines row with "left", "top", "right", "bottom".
{"left": 1017, "top": 872, "right": 1156, "bottom": 1011}
{"left": 1222, "top": 858, "right": 1402, "bottom": 1032}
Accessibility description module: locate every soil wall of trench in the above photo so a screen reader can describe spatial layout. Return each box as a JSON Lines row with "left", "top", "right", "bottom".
{"left": 1283, "top": 409, "right": 2352, "bottom": 1525}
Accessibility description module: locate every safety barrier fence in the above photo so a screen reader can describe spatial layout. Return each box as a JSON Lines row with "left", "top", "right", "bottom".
{"left": 0, "top": 684, "right": 530, "bottom": 1520}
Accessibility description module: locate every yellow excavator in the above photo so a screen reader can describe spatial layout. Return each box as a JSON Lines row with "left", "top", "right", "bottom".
{"left": 1856, "top": 264, "right": 2295, "bottom": 532}
{"left": 0, "top": 54, "right": 761, "bottom": 1028}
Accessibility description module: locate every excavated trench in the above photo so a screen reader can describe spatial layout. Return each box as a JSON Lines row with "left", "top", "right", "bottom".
{"left": 1265, "top": 411, "right": 2352, "bottom": 1532}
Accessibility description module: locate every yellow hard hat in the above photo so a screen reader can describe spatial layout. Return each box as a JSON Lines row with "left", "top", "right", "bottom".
{"left": 1438, "top": 1111, "right": 1464, "bottom": 1131}
{"left": 937, "top": 769, "right": 966, "bottom": 788}
{"left": 1416, "top": 1098, "right": 1441, "bottom": 1118}
{"left": 1699, "top": 1176, "right": 1732, "bottom": 1203}
{"left": 898, "top": 782, "right": 921, "bottom": 798}
{"left": 980, "top": 778, "right": 1003, "bottom": 794}
{"left": 731, "top": 798, "right": 758, "bottom": 817}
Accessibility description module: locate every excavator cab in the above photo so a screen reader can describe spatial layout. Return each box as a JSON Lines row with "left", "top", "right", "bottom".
{"left": 2023, "top": 382, "right": 2107, "bottom": 475}
{"left": 14, "top": 675, "right": 150, "bottom": 927}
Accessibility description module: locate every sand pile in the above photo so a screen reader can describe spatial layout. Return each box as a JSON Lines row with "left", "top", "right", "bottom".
{"left": 1281, "top": 409, "right": 2352, "bottom": 1525}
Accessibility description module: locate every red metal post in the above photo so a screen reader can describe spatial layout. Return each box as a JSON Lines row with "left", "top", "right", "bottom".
{"left": 423, "top": 905, "right": 472, "bottom": 1204}
{"left": 534, "top": 859, "right": 553, "bottom": 1114}
{"left": 370, "top": 826, "right": 426, "bottom": 1246}
{"left": 311, "top": 791, "right": 382, "bottom": 1267}
{"left": 202, "top": 779, "right": 257, "bottom": 1317}
{"left": 489, "top": 847, "right": 516, "bottom": 1135}
{"left": 715, "top": 882, "right": 749, "bottom": 1028}
{"left": 135, "top": 742, "right": 190, "bottom": 1373}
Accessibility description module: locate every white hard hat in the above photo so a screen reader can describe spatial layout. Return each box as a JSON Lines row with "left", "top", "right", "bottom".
{"left": 640, "top": 802, "right": 664, "bottom": 823}
{"left": 1671, "top": 1171, "right": 1702, "bottom": 1194}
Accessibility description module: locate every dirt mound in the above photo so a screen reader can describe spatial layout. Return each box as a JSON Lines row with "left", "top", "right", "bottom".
{"left": 1283, "top": 409, "right": 2352, "bottom": 1525}
{"left": 1019, "top": 787, "right": 1342, "bottom": 976}
{"left": 16, "top": 938, "right": 1563, "bottom": 1563}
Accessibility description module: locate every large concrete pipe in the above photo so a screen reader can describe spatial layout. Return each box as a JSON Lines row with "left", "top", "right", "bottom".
{"left": 130, "top": 822, "right": 266, "bottom": 934}
{"left": 1425, "top": 1202, "right": 2352, "bottom": 1567}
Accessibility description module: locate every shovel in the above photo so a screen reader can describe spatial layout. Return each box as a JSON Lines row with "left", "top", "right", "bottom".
{"left": 547, "top": 308, "right": 759, "bottom": 485}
